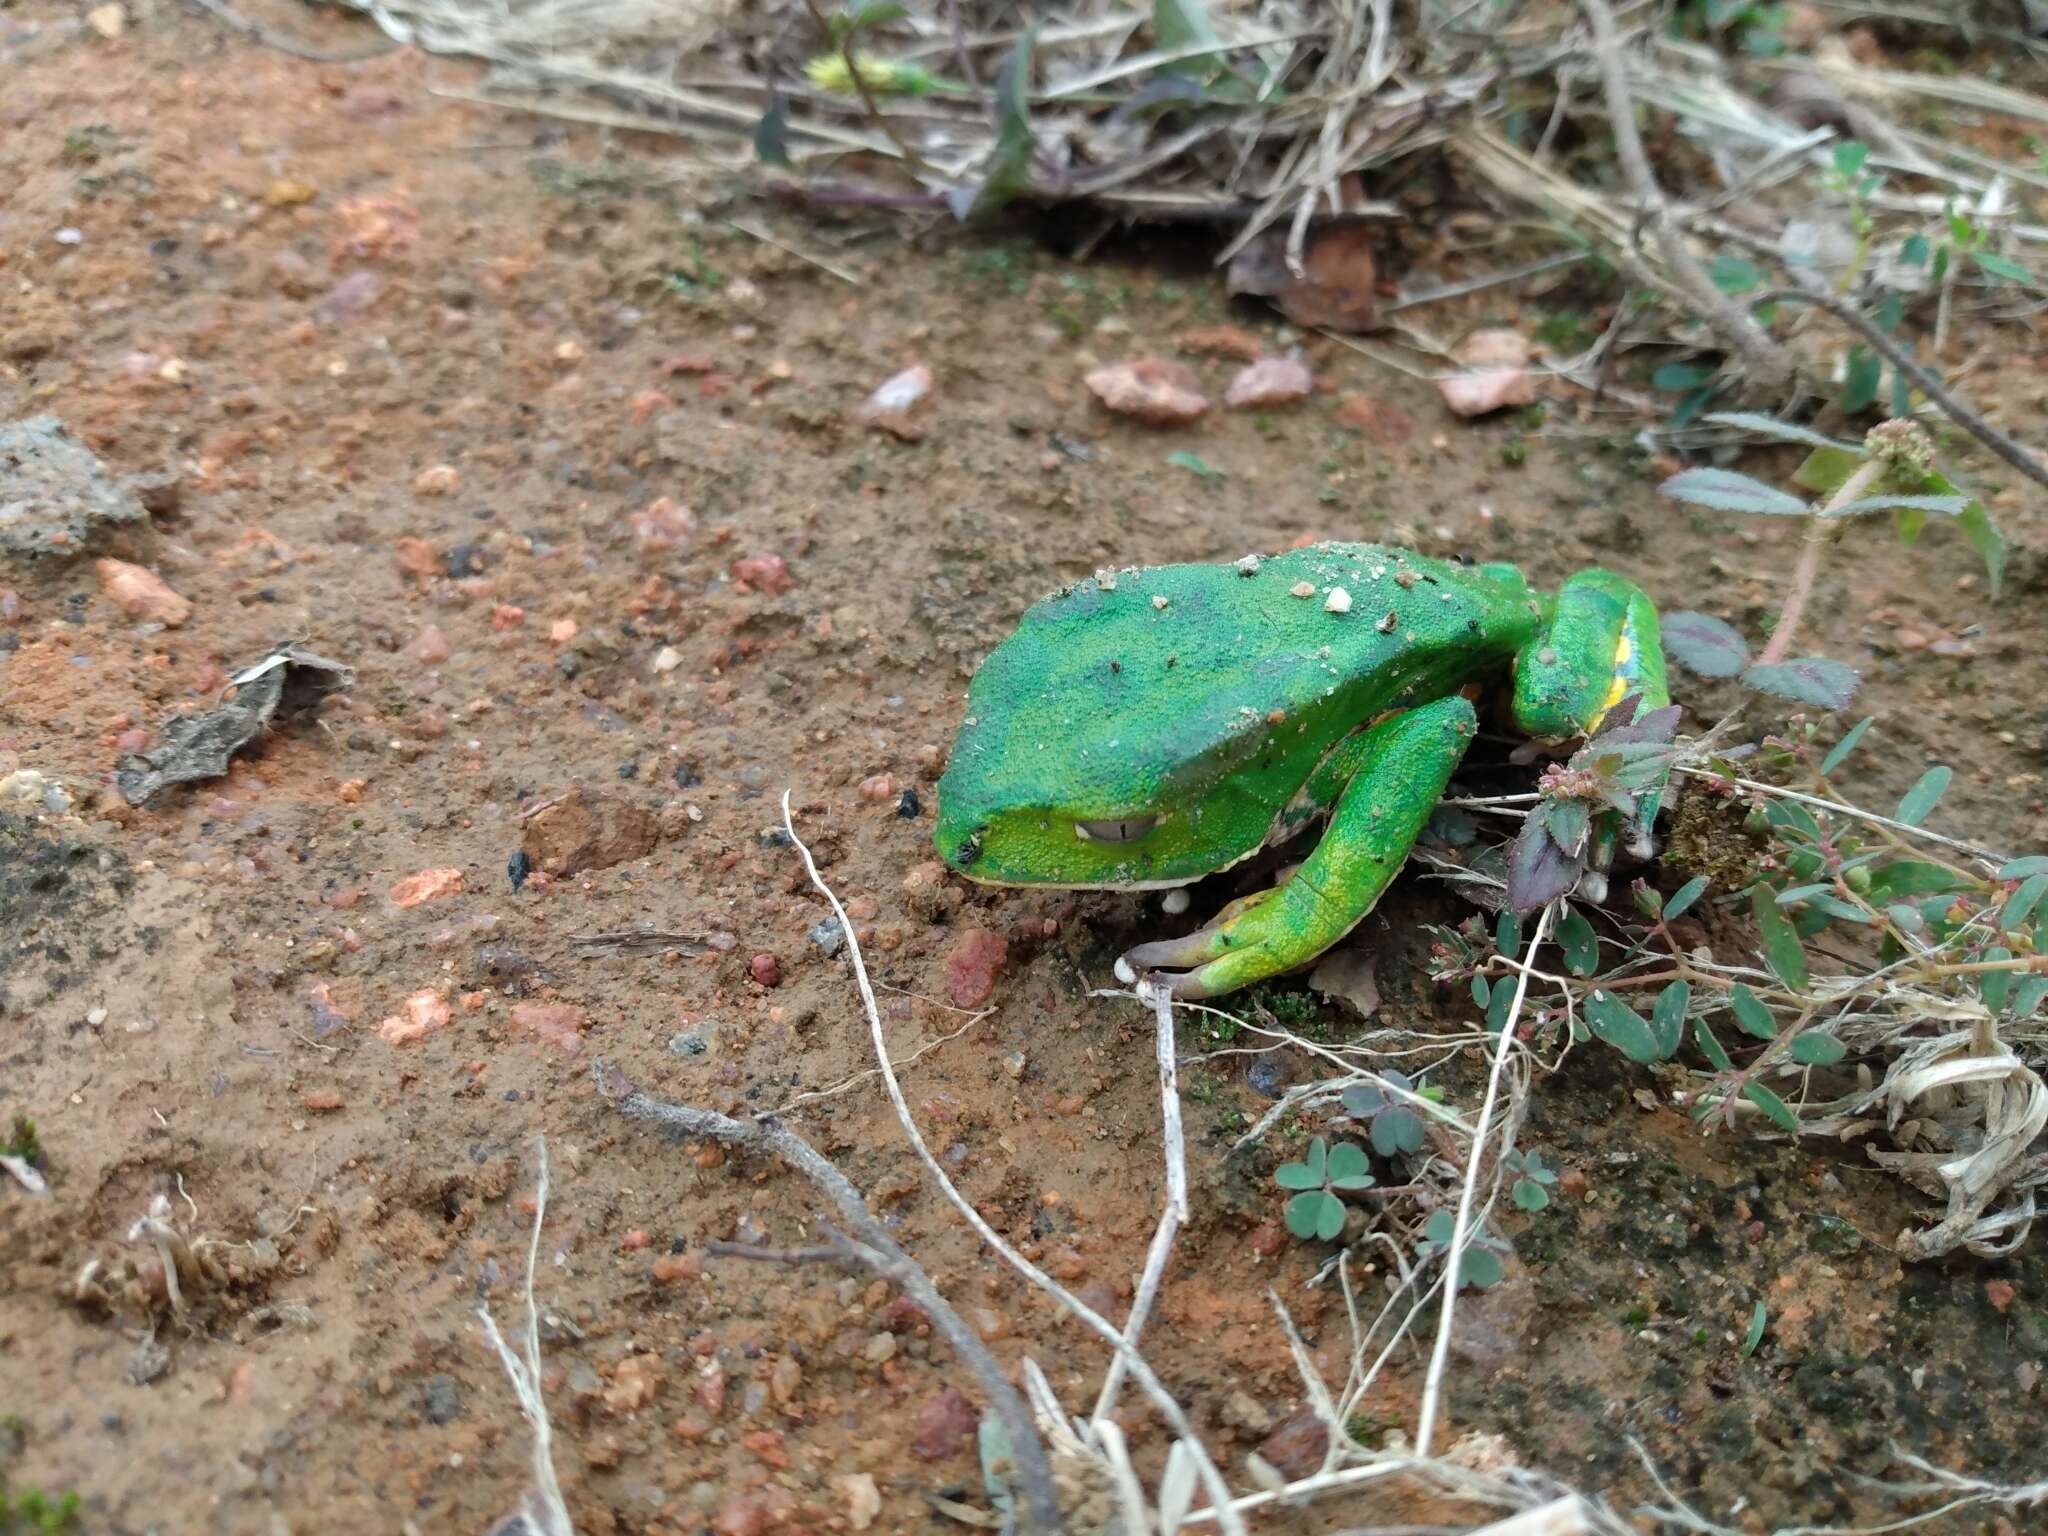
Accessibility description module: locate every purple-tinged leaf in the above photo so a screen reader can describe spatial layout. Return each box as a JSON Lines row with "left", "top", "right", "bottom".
{"left": 1742, "top": 657, "right": 1860, "bottom": 710}
{"left": 1662, "top": 612, "right": 1751, "bottom": 679}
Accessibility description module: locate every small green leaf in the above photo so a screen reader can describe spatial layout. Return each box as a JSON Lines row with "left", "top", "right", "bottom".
{"left": 1789, "top": 1032, "right": 1847, "bottom": 1065}
{"left": 1775, "top": 882, "right": 1831, "bottom": 905}
{"left": 1982, "top": 947, "right": 2013, "bottom": 1015}
{"left": 1165, "top": 450, "right": 1224, "bottom": 480}
{"left": 1901, "top": 233, "right": 1930, "bottom": 268}
{"left": 1742, "top": 658, "right": 1860, "bottom": 710}
{"left": 1542, "top": 800, "right": 1589, "bottom": 862}
{"left": 1512, "top": 1178, "right": 1550, "bottom": 1212}
{"left": 1999, "top": 857, "right": 2048, "bottom": 879}
{"left": 1471, "top": 974, "right": 1491, "bottom": 1009}
{"left": 1424, "top": 1209, "right": 1456, "bottom": 1246}
{"left": 1833, "top": 140, "right": 1868, "bottom": 176}
{"left": 1659, "top": 467, "right": 1809, "bottom": 516}
{"left": 1750, "top": 889, "right": 1811, "bottom": 992}
{"left": 1457, "top": 1245, "right": 1505, "bottom": 1289}
{"left": 1958, "top": 500, "right": 2006, "bottom": 597}
{"left": 1284, "top": 1190, "right": 1330, "bottom": 1239}
{"left": 1729, "top": 983, "right": 1777, "bottom": 1040}
{"left": 1710, "top": 255, "right": 1763, "bottom": 294}
{"left": 1650, "top": 980, "right": 1690, "bottom": 1059}
{"left": 1744, "top": 1080, "right": 1801, "bottom": 1135}
{"left": 955, "top": 28, "right": 1036, "bottom": 219}
{"left": 753, "top": 95, "right": 793, "bottom": 168}
{"left": 1825, "top": 493, "right": 1969, "bottom": 519}
{"left": 1371, "top": 1106, "right": 1424, "bottom": 1157}
{"left": 1694, "top": 1015, "right": 1733, "bottom": 1071}
{"left": 1661, "top": 611, "right": 1751, "bottom": 678}
{"left": 2010, "top": 976, "right": 2048, "bottom": 1021}
{"left": 2000, "top": 874, "right": 2048, "bottom": 932}
{"left": 1665, "top": 875, "right": 1709, "bottom": 921}
{"left": 1868, "top": 859, "right": 1963, "bottom": 898}
{"left": 1897, "top": 765, "right": 1952, "bottom": 826}
{"left": 1820, "top": 716, "right": 1874, "bottom": 776}
{"left": 1585, "top": 990, "right": 1665, "bottom": 1064}
{"left": 1495, "top": 909, "right": 1523, "bottom": 959}
{"left": 1152, "top": 0, "right": 1223, "bottom": 75}
{"left": 1841, "top": 347, "right": 1882, "bottom": 414}
{"left": 1275, "top": 1160, "right": 1321, "bottom": 1191}
{"left": 1326, "top": 1141, "right": 1372, "bottom": 1188}
{"left": 1653, "top": 362, "right": 1713, "bottom": 392}
{"left": 1555, "top": 905, "right": 1599, "bottom": 976}
{"left": 1971, "top": 250, "right": 2036, "bottom": 286}
{"left": 1742, "top": 1299, "right": 1767, "bottom": 1356}
{"left": 1702, "top": 412, "right": 1853, "bottom": 450}
{"left": 1792, "top": 444, "right": 1863, "bottom": 494}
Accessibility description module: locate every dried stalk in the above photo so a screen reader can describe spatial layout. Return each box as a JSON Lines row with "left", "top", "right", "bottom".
{"left": 1578, "top": 0, "right": 1798, "bottom": 396}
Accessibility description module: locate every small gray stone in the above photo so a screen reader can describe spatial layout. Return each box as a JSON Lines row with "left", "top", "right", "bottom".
{"left": 1246, "top": 1057, "right": 1292, "bottom": 1100}
{"left": 423, "top": 1373, "right": 463, "bottom": 1424}
{"left": 668, "top": 1030, "right": 709, "bottom": 1057}
{"left": 808, "top": 915, "right": 847, "bottom": 956}
{"left": 1, "top": 417, "right": 147, "bottom": 556}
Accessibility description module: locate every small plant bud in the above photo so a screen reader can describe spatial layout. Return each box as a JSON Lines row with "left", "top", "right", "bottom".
{"left": 1864, "top": 419, "right": 1935, "bottom": 475}
{"left": 1844, "top": 865, "right": 1873, "bottom": 893}
{"left": 1630, "top": 879, "right": 1664, "bottom": 919}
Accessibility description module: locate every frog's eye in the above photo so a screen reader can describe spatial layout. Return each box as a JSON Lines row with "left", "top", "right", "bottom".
{"left": 1074, "top": 815, "right": 1159, "bottom": 844}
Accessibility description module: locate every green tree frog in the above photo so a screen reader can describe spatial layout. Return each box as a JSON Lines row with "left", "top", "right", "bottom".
{"left": 934, "top": 543, "right": 1669, "bottom": 998}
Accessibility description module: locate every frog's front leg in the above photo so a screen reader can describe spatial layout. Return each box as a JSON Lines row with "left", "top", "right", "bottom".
{"left": 1116, "top": 697, "right": 1476, "bottom": 1000}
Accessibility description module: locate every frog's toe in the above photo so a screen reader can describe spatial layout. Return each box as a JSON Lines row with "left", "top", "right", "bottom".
{"left": 1120, "top": 930, "right": 1223, "bottom": 975}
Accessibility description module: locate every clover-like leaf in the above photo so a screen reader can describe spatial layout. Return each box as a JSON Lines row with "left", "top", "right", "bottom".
{"left": 1457, "top": 1245, "right": 1506, "bottom": 1289}
{"left": 1284, "top": 1190, "right": 1330, "bottom": 1239}
{"left": 1512, "top": 1177, "right": 1551, "bottom": 1212}
{"left": 1424, "top": 1209, "right": 1457, "bottom": 1247}
{"left": 1275, "top": 1138, "right": 1325, "bottom": 1190}
{"left": 1370, "top": 1107, "right": 1424, "bottom": 1157}
{"left": 1661, "top": 611, "right": 1751, "bottom": 679}
{"left": 1659, "top": 467, "right": 1809, "bottom": 515}
{"left": 1342, "top": 1082, "right": 1386, "bottom": 1118}
{"left": 1325, "top": 1141, "right": 1374, "bottom": 1191}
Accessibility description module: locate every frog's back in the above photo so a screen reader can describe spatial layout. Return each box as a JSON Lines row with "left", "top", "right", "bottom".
{"left": 951, "top": 543, "right": 1540, "bottom": 814}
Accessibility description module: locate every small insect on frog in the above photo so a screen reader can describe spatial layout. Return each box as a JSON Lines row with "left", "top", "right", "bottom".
{"left": 933, "top": 543, "right": 1670, "bottom": 998}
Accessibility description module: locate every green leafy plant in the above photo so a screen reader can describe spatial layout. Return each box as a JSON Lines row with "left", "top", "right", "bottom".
{"left": 1416, "top": 1209, "right": 1509, "bottom": 1290}
{"left": 1507, "top": 1150, "right": 1559, "bottom": 1212}
{"left": 0, "top": 1116, "right": 38, "bottom": 1164}
{"left": 1275, "top": 1136, "right": 1374, "bottom": 1241}
{"left": 0, "top": 1486, "right": 81, "bottom": 1535}
{"left": 1658, "top": 419, "right": 2005, "bottom": 715}
{"left": 1341, "top": 1074, "right": 1426, "bottom": 1157}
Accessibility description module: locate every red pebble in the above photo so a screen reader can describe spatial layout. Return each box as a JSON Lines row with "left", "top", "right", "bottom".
{"left": 750, "top": 953, "right": 782, "bottom": 988}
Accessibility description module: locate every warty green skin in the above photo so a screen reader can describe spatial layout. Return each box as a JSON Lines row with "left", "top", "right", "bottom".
{"left": 933, "top": 541, "right": 1669, "bottom": 998}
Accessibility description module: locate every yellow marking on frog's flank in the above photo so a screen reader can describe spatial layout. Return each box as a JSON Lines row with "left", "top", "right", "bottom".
{"left": 1599, "top": 622, "right": 1640, "bottom": 716}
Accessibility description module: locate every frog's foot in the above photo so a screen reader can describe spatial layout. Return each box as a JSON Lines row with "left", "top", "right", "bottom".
{"left": 1115, "top": 890, "right": 1287, "bottom": 1000}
